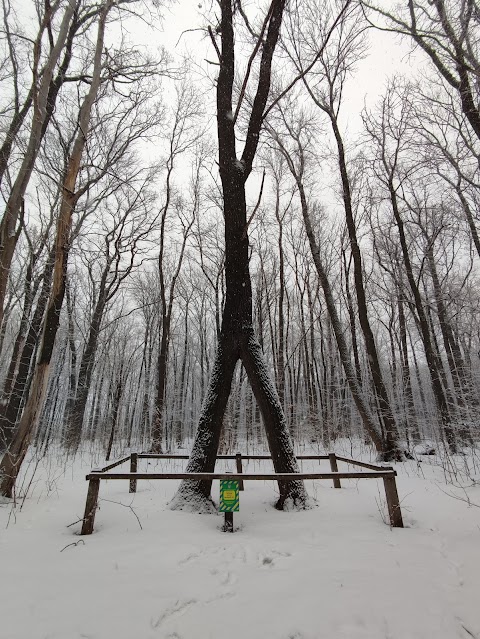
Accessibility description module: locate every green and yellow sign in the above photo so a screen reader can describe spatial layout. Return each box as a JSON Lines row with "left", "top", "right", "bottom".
{"left": 219, "top": 479, "right": 239, "bottom": 512}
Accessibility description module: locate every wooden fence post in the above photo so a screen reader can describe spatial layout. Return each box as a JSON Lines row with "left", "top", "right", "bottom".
{"left": 81, "top": 478, "right": 100, "bottom": 535}
{"left": 329, "top": 453, "right": 341, "bottom": 488}
{"left": 129, "top": 453, "right": 138, "bottom": 493}
{"left": 235, "top": 453, "right": 244, "bottom": 491}
{"left": 383, "top": 475, "right": 404, "bottom": 528}
{"left": 223, "top": 511, "right": 234, "bottom": 532}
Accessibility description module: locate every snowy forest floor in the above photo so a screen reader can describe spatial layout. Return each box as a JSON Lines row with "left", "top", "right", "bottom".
{"left": 1, "top": 441, "right": 480, "bottom": 639}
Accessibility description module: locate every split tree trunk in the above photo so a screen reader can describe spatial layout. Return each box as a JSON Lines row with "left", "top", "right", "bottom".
{"left": 170, "top": 0, "right": 307, "bottom": 511}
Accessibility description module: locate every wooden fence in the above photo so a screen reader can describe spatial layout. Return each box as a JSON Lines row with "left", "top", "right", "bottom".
{"left": 80, "top": 452, "right": 404, "bottom": 535}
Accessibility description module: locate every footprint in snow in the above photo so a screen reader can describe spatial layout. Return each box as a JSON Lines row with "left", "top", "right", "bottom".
{"left": 210, "top": 567, "right": 237, "bottom": 585}
{"left": 260, "top": 549, "right": 292, "bottom": 567}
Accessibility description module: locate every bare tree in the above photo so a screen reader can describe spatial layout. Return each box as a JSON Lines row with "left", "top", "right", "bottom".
{"left": 171, "top": 0, "right": 310, "bottom": 512}
{"left": 150, "top": 84, "right": 203, "bottom": 453}
{"left": 65, "top": 172, "right": 157, "bottom": 452}
{"left": 0, "top": 0, "right": 96, "bottom": 328}
{"left": 0, "top": 0, "right": 114, "bottom": 497}
{"left": 283, "top": 0, "right": 404, "bottom": 457}
{"left": 363, "top": 0, "right": 480, "bottom": 141}
{"left": 266, "top": 104, "right": 399, "bottom": 458}
{"left": 362, "top": 81, "right": 459, "bottom": 450}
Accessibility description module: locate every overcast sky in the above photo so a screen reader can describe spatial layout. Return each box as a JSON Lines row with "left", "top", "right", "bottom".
{"left": 151, "top": 0, "right": 419, "bottom": 132}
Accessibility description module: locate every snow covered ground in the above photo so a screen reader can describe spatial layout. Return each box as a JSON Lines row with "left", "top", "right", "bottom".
{"left": 1, "top": 445, "right": 480, "bottom": 639}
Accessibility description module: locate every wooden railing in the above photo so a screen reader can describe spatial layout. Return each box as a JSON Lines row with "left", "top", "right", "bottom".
{"left": 81, "top": 452, "right": 404, "bottom": 534}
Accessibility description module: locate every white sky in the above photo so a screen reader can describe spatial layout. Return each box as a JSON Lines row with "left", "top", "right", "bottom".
{"left": 137, "top": 0, "right": 421, "bottom": 227}
{"left": 156, "top": 0, "right": 418, "bottom": 129}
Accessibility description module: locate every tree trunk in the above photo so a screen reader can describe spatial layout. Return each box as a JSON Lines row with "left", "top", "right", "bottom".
{"left": 65, "top": 295, "right": 106, "bottom": 452}
{"left": 329, "top": 114, "right": 401, "bottom": 456}
{"left": 1, "top": 258, "right": 35, "bottom": 402}
{"left": 397, "top": 292, "right": 420, "bottom": 444}
{"left": 0, "top": 249, "right": 55, "bottom": 450}
{"left": 105, "top": 362, "right": 125, "bottom": 461}
{"left": 150, "top": 316, "right": 169, "bottom": 453}
{"left": 387, "top": 180, "right": 457, "bottom": 452}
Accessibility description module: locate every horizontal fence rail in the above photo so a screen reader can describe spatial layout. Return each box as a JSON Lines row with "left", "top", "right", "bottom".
{"left": 136, "top": 454, "right": 333, "bottom": 461}
{"left": 96, "top": 456, "right": 132, "bottom": 472}
{"left": 80, "top": 451, "right": 404, "bottom": 534}
{"left": 335, "top": 456, "right": 394, "bottom": 472}
{"left": 86, "top": 471, "right": 397, "bottom": 481}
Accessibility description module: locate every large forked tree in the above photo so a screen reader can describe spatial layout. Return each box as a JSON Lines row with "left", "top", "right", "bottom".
{"left": 170, "top": 0, "right": 308, "bottom": 511}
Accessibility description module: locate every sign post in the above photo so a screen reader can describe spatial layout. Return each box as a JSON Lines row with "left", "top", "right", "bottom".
{"left": 219, "top": 479, "right": 239, "bottom": 532}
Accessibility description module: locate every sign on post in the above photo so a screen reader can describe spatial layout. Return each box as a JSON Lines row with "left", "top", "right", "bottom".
{"left": 220, "top": 478, "right": 239, "bottom": 532}
{"left": 219, "top": 479, "right": 239, "bottom": 512}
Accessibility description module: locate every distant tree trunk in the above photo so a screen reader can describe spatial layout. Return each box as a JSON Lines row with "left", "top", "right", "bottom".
{"left": 105, "top": 359, "right": 125, "bottom": 461}
{"left": 1, "top": 257, "right": 35, "bottom": 402}
{"left": 342, "top": 248, "right": 363, "bottom": 386}
{"left": 150, "top": 87, "right": 199, "bottom": 453}
{"left": 387, "top": 179, "right": 457, "bottom": 452}
{"left": 151, "top": 315, "right": 169, "bottom": 453}
{"left": 136, "top": 316, "right": 153, "bottom": 442}
{"left": 298, "top": 182, "right": 388, "bottom": 456}
{"left": 65, "top": 291, "right": 106, "bottom": 452}
{"left": 127, "top": 359, "right": 144, "bottom": 449}
{"left": 424, "top": 236, "right": 472, "bottom": 419}
{"left": 306, "top": 276, "right": 322, "bottom": 439}
{"left": 63, "top": 279, "right": 78, "bottom": 424}
{"left": 88, "top": 362, "right": 108, "bottom": 443}
{"left": 175, "top": 300, "right": 190, "bottom": 446}
{"left": 0, "top": 247, "right": 55, "bottom": 451}
{"left": 273, "top": 172, "right": 286, "bottom": 409}
{"left": 397, "top": 292, "right": 420, "bottom": 444}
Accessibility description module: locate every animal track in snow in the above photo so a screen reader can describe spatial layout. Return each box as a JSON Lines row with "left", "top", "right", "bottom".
{"left": 179, "top": 544, "right": 291, "bottom": 569}
{"left": 151, "top": 599, "right": 197, "bottom": 629}
{"left": 178, "top": 544, "right": 248, "bottom": 567}
{"left": 205, "top": 590, "right": 236, "bottom": 605}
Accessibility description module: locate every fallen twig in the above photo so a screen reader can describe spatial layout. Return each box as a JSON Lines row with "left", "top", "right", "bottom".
{"left": 100, "top": 497, "right": 143, "bottom": 530}
{"left": 66, "top": 517, "right": 85, "bottom": 528}
{"left": 60, "top": 539, "right": 85, "bottom": 552}
{"left": 436, "top": 483, "right": 480, "bottom": 509}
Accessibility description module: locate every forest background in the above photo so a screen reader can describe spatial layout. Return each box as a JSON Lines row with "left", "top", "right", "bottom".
{"left": 0, "top": 0, "right": 479, "bottom": 497}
